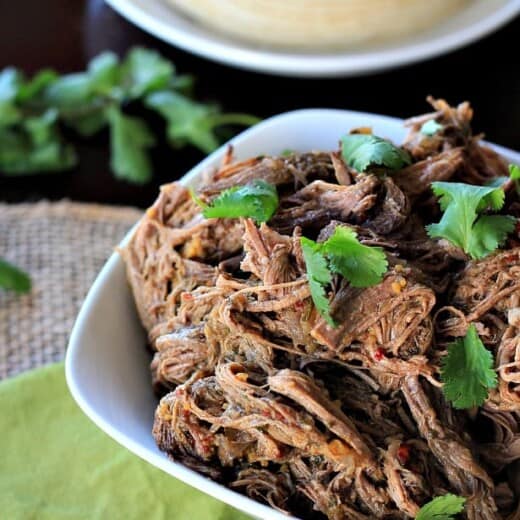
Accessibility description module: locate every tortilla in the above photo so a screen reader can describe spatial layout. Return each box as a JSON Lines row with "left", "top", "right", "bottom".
{"left": 167, "top": 0, "right": 468, "bottom": 49}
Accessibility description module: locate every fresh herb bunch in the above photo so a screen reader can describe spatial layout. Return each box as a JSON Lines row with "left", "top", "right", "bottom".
{"left": 0, "top": 48, "right": 259, "bottom": 184}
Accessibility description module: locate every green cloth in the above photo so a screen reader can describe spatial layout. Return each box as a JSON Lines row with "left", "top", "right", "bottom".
{"left": 0, "top": 363, "right": 249, "bottom": 520}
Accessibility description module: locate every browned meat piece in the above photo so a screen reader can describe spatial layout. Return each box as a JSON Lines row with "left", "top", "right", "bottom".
{"left": 268, "top": 369, "right": 375, "bottom": 465}
{"left": 402, "top": 376, "right": 498, "bottom": 519}
{"left": 289, "top": 457, "right": 373, "bottom": 520}
{"left": 240, "top": 219, "right": 302, "bottom": 286}
{"left": 452, "top": 248, "right": 520, "bottom": 322}
{"left": 121, "top": 182, "right": 242, "bottom": 340}
{"left": 367, "top": 176, "right": 410, "bottom": 235}
{"left": 311, "top": 268, "right": 436, "bottom": 360}
{"left": 487, "top": 326, "right": 520, "bottom": 412}
{"left": 199, "top": 152, "right": 334, "bottom": 195}
{"left": 392, "top": 148, "right": 465, "bottom": 198}
{"left": 403, "top": 97, "right": 473, "bottom": 160}
{"left": 230, "top": 467, "right": 294, "bottom": 513}
{"left": 271, "top": 175, "right": 379, "bottom": 234}
{"left": 478, "top": 408, "right": 520, "bottom": 475}
{"left": 403, "top": 97, "right": 508, "bottom": 186}
{"left": 463, "top": 141, "right": 510, "bottom": 185}
{"left": 330, "top": 150, "right": 353, "bottom": 185}
{"left": 383, "top": 439, "right": 436, "bottom": 518}
{"left": 151, "top": 325, "right": 215, "bottom": 390}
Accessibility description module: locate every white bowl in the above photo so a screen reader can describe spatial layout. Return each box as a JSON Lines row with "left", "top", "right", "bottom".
{"left": 104, "top": 0, "right": 520, "bottom": 77}
{"left": 65, "top": 109, "right": 520, "bottom": 520}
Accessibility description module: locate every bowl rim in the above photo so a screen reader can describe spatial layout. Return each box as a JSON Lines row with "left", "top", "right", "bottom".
{"left": 65, "top": 107, "right": 520, "bottom": 520}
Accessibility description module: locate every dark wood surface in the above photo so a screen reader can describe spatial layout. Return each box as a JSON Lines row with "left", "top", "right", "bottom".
{"left": 1, "top": 0, "right": 519, "bottom": 208}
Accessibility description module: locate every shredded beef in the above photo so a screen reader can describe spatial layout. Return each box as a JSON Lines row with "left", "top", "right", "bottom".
{"left": 122, "top": 97, "right": 520, "bottom": 519}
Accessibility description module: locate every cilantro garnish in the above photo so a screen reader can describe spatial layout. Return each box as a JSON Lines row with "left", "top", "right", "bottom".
{"left": 426, "top": 181, "right": 516, "bottom": 260}
{"left": 510, "top": 163, "right": 520, "bottom": 180}
{"left": 194, "top": 180, "right": 278, "bottom": 223}
{"left": 416, "top": 494, "right": 466, "bottom": 520}
{"left": 300, "top": 226, "right": 388, "bottom": 327}
{"left": 441, "top": 324, "right": 497, "bottom": 409}
{"left": 0, "top": 48, "right": 257, "bottom": 183}
{"left": 341, "top": 134, "right": 411, "bottom": 173}
{"left": 420, "top": 120, "right": 443, "bottom": 136}
{"left": 0, "top": 258, "right": 31, "bottom": 293}
{"left": 485, "top": 164, "right": 520, "bottom": 191}
{"left": 301, "top": 237, "right": 334, "bottom": 326}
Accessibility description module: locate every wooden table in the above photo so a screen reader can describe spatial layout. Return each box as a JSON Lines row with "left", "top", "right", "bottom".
{"left": 1, "top": 0, "right": 519, "bottom": 208}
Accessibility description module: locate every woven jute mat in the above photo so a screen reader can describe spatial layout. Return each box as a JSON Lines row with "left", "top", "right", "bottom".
{"left": 0, "top": 201, "right": 142, "bottom": 380}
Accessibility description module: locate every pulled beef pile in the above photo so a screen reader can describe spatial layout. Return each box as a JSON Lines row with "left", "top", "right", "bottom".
{"left": 122, "top": 98, "right": 520, "bottom": 519}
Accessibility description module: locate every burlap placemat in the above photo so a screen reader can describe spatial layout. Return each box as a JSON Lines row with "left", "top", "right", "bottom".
{"left": 0, "top": 201, "right": 142, "bottom": 380}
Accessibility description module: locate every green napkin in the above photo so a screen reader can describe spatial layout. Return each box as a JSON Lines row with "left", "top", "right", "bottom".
{"left": 0, "top": 363, "right": 250, "bottom": 520}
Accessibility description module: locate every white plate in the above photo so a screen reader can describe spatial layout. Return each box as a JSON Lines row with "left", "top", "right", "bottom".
{"left": 104, "top": 0, "right": 520, "bottom": 77}
{"left": 66, "top": 109, "right": 520, "bottom": 520}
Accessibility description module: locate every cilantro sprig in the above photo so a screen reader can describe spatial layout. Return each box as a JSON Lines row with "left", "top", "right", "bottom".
{"left": 341, "top": 134, "right": 411, "bottom": 173}
{"left": 441, "top": 324, "right": 497, "bottom": 409}
{"left": 427, "top": 181, "right": 516, "bottom": 260}
{"left": 0, "top": 258, "right": 31, "bottom": 293}
{"left": 420, "top": 119, "right": 443, "bottom": 136}
{"left": 416, "top": 494, "right": 466, "bottom": 520}
{"left": 0, "top": 48, "right": 259, "bottom": 184}
{"left": 300, "top": 226, "right": 388, "bottom": 326}
{"left": 194, "top": 180, "right": 278, "bottom": 223}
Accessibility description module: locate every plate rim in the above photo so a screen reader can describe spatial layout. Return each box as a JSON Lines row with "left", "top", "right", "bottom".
{"left": 104, "top": 0, "right": 520, "bottom": 77}
{"left": 65, "top": 107, "right": 520, "bottom": 520}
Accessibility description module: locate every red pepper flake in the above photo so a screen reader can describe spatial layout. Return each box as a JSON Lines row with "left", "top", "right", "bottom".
{"left": 397, "top": 443, "right": 410, "bottom": 465}
{"left": 504, "top": 253, "right": 518, "bottom": 264}
{"left": 374, "top": 348, "right": 386, "bottom": 361}
{"left": 182, "top": 293, "right": 194, "bottom": 301}
{"left": 262, "top": 410, "right": 271, "bottom": 418}
{"left": 294, "top": 300, "right": 305, "bottom": 311}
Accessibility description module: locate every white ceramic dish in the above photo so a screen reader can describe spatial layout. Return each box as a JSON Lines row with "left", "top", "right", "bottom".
{"left": 66, "top": 109, "right": 520, "bottom": 520}
{"left": 104, "top": 0, "right": 520, "bottom": 77}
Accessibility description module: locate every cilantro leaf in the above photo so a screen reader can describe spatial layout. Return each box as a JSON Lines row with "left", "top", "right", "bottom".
{"left": 341, "top": 134, "right": 411, "bottom": 172}
{"left": 44, "top": 73, "right": 93, "bottom": 108}
{"left": 510, "top": 163, "right": 520, "bottom": 180}
{"left": 121, "top": 47, "right": 173, "bottom": 99}
{"left": 145, "top": 90, "right": 259, "bottom": 153}
{"left": 108, "top": 106, "right": 155, "bottom": 184}
{"left": 301, "top": 237, "right": 335, "bottom": 327}
{"left": 416, "top": 494, "right": 466, "bottom": 520}
{"left": 0, "top": 68, "right": 22, "bottom": 127}
{"left": 0, "top": 258, "right": 31, "bottom": 293}
{"left": 420, "top": 120, "right": 443, "bottom": 136}
{"left": 0, "top": 109, "right": 76, "bottom": 174}
{"left": 196, "top": 180, "right": 278, "bottom": 223}
{"left": 468, "top": 215, "right": 516, "bottom": 259}
{"left": 485, "top": 176, "right": 509, "bottom": 188}
{"left": 87, "top": 52, "right": 121, "bottom": 94}
{"left": 300, "top": 226, "right": 388, "bottom": 326}
{"left": 441, "top": 324, "right": 497, "bottom": 409}
{"left": 427, "top": 182, "right": 516, "bottom": 259}
{"left": 321, "top": 226, "right": 387, "bottom": 287}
